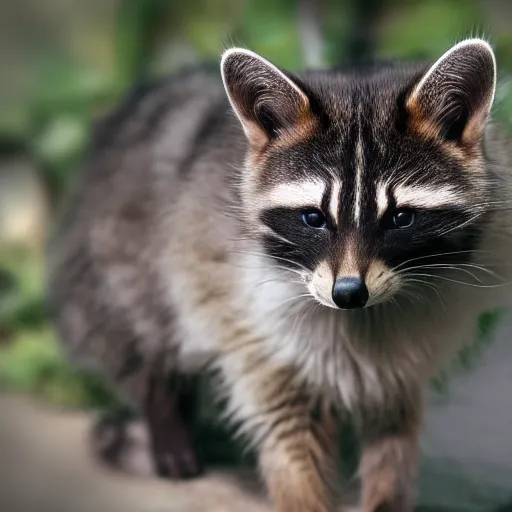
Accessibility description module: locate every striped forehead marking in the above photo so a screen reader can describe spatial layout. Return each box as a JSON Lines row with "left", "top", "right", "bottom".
{"left": 353, "top": 104, "right": 365, "bottom": 225}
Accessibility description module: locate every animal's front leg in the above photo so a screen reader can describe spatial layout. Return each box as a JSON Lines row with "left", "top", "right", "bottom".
{"left": 359, "top": 393, "right": 423, "bottom": 512}
{"left": 222, "top": 358, "right": 339, "bottom": 512}
{"left": 259, "top": 401, "right": 338, "bottom": 512}
{"left": 144, "top": 369, "right": 202, "bottom": 479}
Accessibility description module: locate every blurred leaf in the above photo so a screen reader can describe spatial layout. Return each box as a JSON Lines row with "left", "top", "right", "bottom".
{"left": 115, "top": 0, "right": 171, "bottom": 84}
{"left": 431, "top": 309, "right": 504, "bottom": 393}
{"left": 243, "top": 0, "right": 303, "bottom": 69}
{"left": 0, "top": 326, "right": 123, "bottom": 410}
{"left": 0, "top": 328, "right": 58, "bottom": 391}
{"left": 0, "top": 109, "right": 32, "bottom": 141}
{"left": 34, "top": 115, "right": 88, "bottom": 165}
{"left": 495, "top": 34, "right": 512, "bottom": 74}
{"left": 323, "top": 0, "right": 352, "bottom": 66}
{"left": 0, "top": 250, "right": 45, "bottom": 334}
{"left": 495, "top": 78, "right": 512, "bottom": 132}
{"left": 31, "top": 59, "right": 116, "bottom": 116}
{"left": 378, "top": 0, "right": 483, "bottom": 60}
{"left": 170, "top": 0, "right": 243, "bottom": 59}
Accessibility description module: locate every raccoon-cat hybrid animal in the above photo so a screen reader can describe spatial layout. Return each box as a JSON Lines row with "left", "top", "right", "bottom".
{"left": 47, "top": 39, "right": 512, "bottom": 511}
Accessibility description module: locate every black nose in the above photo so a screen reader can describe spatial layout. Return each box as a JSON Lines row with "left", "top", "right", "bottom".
{"left": 332, "top": 277, "right": 368, "bottom": 309}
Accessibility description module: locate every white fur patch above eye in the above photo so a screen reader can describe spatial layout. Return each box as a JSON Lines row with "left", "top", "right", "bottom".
{"left": 260, "top": 180, "right": 326, "bottom": 209}
{"left": 376, "top": 182, "right": 389, "bottom": 218}
{"left": 393, "top": 184, "right": 467, "bottom": 209}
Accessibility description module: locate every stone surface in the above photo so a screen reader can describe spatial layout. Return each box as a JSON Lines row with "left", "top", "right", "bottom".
{"left": 418, "top": 313, "right": 512, "bottom": 511}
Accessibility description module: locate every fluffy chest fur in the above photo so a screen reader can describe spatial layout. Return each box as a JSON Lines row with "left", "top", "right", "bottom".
{"left": 172, "top": 243, "right": 505, "bottom": 416}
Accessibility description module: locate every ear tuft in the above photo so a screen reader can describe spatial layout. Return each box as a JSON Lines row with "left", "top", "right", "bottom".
{"left": 406, "top": 38, "right": 497, "bottom": 146}
{"left": 221, "top": 48, "right": 315, "bottom": 150}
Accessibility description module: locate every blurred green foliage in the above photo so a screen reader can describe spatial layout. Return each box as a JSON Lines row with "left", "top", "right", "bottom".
{"left": 1, "top": 0, "right": 512, "bottom": 417}
{"left": 0, "top": 249, "right": 120, "bottom": 410}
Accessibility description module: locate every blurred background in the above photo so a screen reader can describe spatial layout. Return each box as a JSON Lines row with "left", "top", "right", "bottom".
{"left": 1, "top": 0, "right": 512, "bottom": 510}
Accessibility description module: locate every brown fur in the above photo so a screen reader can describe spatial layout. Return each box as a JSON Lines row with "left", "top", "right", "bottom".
{"left": 360, "top": 436, "right": 419, "bottom": 512}
{"left": 259, "top": 389, "right": 339, "bottom": 512}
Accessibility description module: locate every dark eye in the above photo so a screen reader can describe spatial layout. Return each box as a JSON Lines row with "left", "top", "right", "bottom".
{"left": 392, "top": 209, "right": 415, "bottom": 228}
{"left": 301, "top": 209, "right": 326, "bottom": 229}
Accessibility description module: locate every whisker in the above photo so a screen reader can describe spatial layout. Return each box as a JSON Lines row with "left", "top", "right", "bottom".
{"left": 390, "top": 249, "right": 498, "bottom": 272}
{"left": 435, "top": 212, "right": 485, "bottom": 238}
{"left": 254, "top": 277, "right": 300, "bottom": 288}
{"left": 264, "top": 231, "right": 298, "bottom": 247}
{"left": 395, "top": 262, "right": 509, "bottom": 287}
{"left": 404, "top": 273, "right": 512, "bottom": 289}
{"left": 395, "top": 264, "right": 483, "bottom": 283}
{"left": 229, "top": 261, "right": 306, "bottom": 278}
{"left": 230, "top": 249, "right": 310, "bottom": 273}
{"left": 279, "top": 293, "right": 316, "bottom": 306}
{"left": 400, "top": 262, "right": 504, "bottom": 282}
{"left": 402, "top": 278, "right": 446, "bottom": 309}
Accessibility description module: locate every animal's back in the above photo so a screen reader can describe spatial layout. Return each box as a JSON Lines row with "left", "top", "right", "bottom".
{"left": 46, "top": 67, "right": 242, "bottom": 402}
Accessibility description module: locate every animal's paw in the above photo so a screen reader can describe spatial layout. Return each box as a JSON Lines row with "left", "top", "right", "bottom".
{"left": 151, "top": 434, "right": 202, "bottom": 479}
{"left": 90, "top": 414, "right": 154, "bottom": 477}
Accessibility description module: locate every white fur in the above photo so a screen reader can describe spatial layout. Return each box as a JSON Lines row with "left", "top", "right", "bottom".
{"left": 260, "top": 179, "right": 326, "bottom": 210}
{"left": 329, "top": 180, "right": 342, "bottom": 225}
{"left": 376, "top": 182, "right": 389, "bottom": 218}
{"left": 308, "top": 260, "right": 337, "bottom": 308}
{"left": 393, "top": 183, "right": 468, "bottom": 209}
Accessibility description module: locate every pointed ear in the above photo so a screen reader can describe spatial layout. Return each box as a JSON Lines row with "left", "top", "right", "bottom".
{"left": 406, "top": 39, "right": 497, "bottom": 147}
{"left": 221, "top": 48, "right": 317, "bottom": 150}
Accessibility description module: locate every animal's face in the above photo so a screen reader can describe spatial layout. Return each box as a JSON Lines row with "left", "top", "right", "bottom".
{"left": 221, "top": 40, "right": 497, "bottom": 309}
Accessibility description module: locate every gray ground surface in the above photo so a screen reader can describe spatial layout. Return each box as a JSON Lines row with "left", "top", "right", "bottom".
{"left": 0, "top": 394, "right": 269, "bottom": 512}
{"left": 1, "top": 315, "right": 512, "bottom": 512}
{"left": 418, "top": 313, "right": 512, "bottom": 511}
